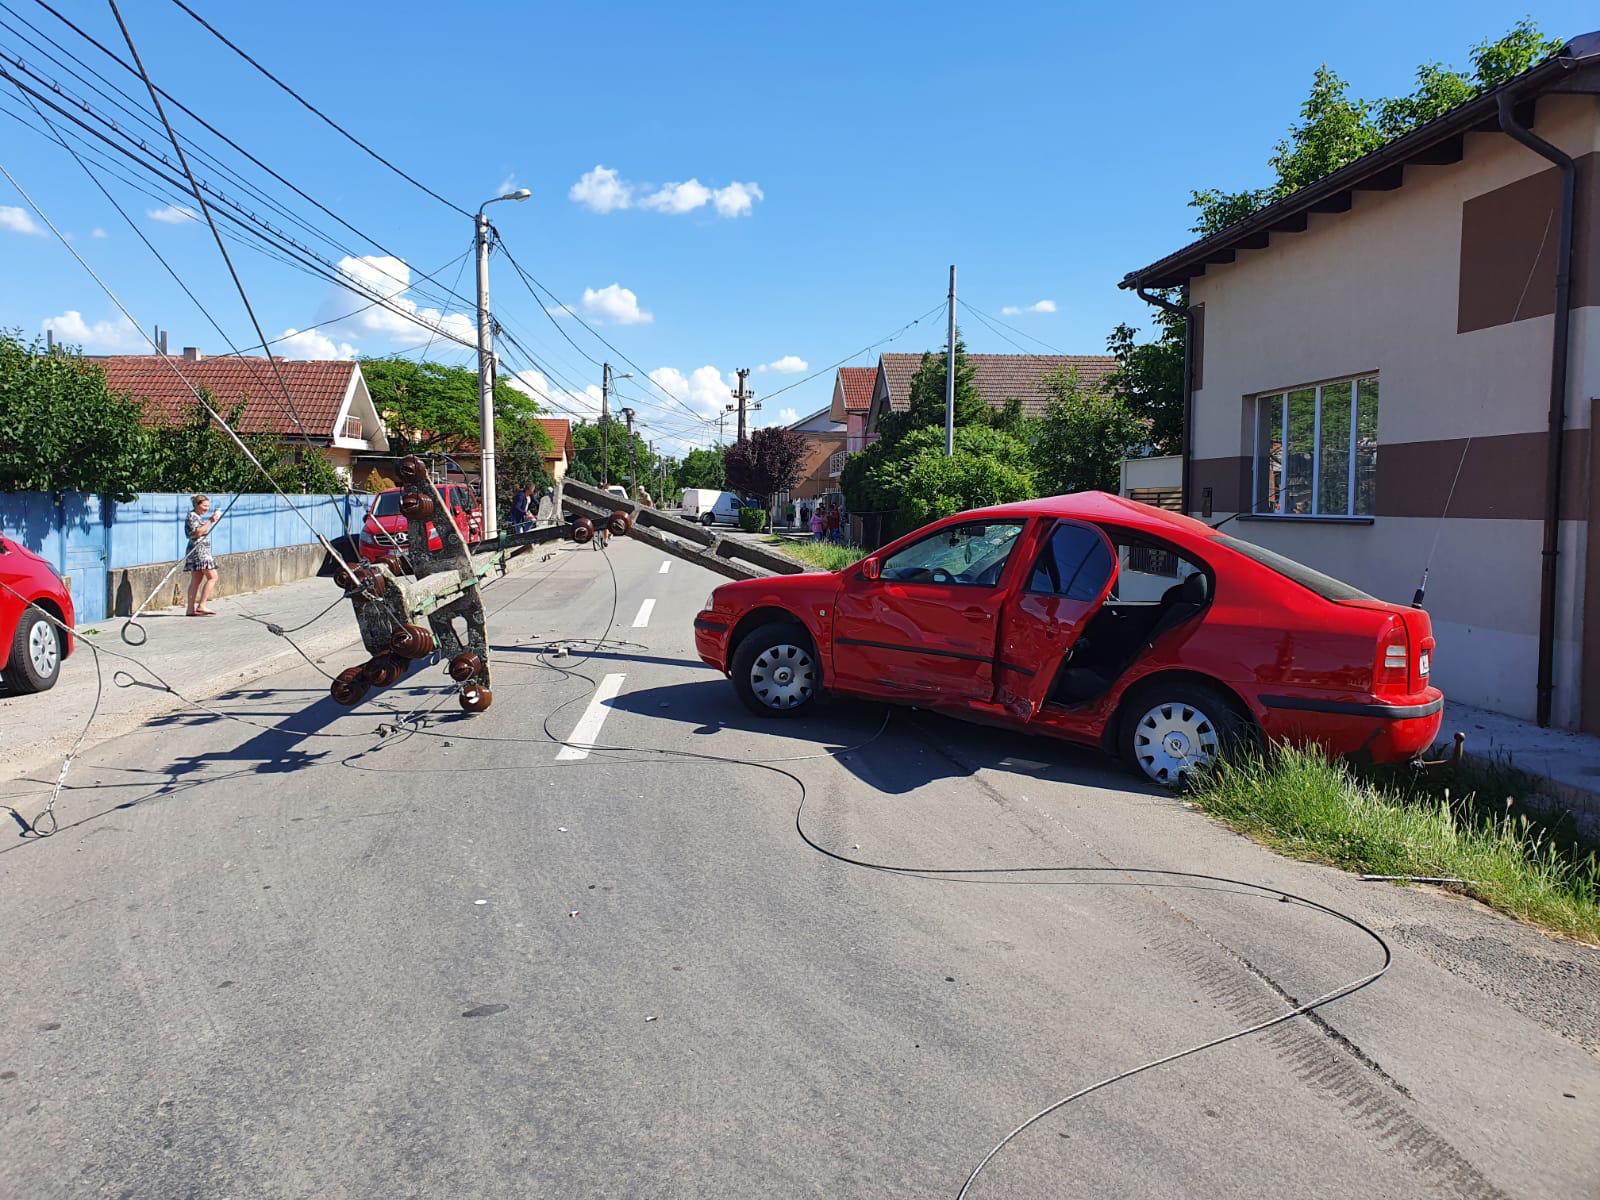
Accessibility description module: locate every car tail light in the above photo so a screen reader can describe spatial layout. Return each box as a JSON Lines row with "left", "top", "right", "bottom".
{"left": 1374, "top": 618, "right": 1410, "bottom": 694}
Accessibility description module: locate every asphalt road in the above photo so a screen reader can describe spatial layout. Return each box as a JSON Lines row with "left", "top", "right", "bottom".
{"left": 1, "top": 536, "right": 1596, "bottom": 1198}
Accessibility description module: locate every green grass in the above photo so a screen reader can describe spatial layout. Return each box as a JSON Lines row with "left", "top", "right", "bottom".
{"left": 1187, "top": 747, "right": 1600, "bottom": 945}
{"left": 764, "top": 536, "right": 866, "bottom": 572}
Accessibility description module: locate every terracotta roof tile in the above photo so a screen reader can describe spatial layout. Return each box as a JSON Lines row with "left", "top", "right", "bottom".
{"left": 535, "top": 417, "right": 573, "bottom": 460}
{"left": 97, "top": 355, "right": 357, "bottom": 439}
{"left": 878, "top": 352, "right": 1117, "bottom": 418}
{"left": 836, "top": 366, "right": 876, "bottom": 413}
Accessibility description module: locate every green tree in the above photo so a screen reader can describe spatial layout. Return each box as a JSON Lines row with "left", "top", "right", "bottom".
{"left": 568, "top": 418, "right": 655, "bottom": 492}
{"left": 0, "top": 331, "right": 153, "bottom": 499}
{"left": 875, "top": 336, "right": 989, "bottom": 444}
{"left": 1105, "top": 303, "right": 1184, "bottom": 454}
{"left": 849, "top": 424, "right": 1034, "bottom": 538}
{"left": 361, "top": 358, "right": 542, "bottom": 457}
{"left": 142, "top": 396, "right": 344, "bottom": 494}
{"left": 675, "top": 446, "right": 726, "bottom": 490}
{"left": 1188, "top": 22, "right": 1561, "bottom": 234}
{"left": 1029, "top": 369, "right": 1151, "bottom": 496}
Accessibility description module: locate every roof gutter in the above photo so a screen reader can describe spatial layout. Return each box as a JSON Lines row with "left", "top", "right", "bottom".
{"left": 1495, "top": 92, "right": 1576, "bottom": 728}
{"left": 1135, "top": 287, "right": 1193, "bottom": 514}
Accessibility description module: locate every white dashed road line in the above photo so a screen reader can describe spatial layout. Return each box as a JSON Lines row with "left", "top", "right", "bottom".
{"left": 659, "top": 560, "right": 671, "bottom": 574}
{"left": 555, "top": 673, "right": 627, "bottom": 761}
{"left": 632, "top": 598, "right": 655, "bottom": 628}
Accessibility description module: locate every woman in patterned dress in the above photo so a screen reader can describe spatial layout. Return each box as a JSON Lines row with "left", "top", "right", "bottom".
{"left": 185, "top": 494, "right": 221, "bottom": 616}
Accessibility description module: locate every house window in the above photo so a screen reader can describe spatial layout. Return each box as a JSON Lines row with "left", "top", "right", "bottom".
{"left": 1252, "top": 375, "right": 1376, "bottom": 517}
{"left": 828, "top": 449, "right": 849, "bottom": 477}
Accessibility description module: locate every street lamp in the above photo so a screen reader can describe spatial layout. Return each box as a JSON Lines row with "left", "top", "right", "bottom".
{"left": 475, "top": 187, "right": 531, "bottom": 537}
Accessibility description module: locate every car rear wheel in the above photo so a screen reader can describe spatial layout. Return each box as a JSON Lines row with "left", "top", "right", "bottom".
{"left": 5, "top": 606, "right": 63, "bottom": 694}
{"left": 1119, "top": 682, "right": 1250, "bottom": 787}
{"left": 700, "top": 513, "right": 715, "bottom": 526}
{"left": 731, "top": 623, "right": 818, "bottom": 717}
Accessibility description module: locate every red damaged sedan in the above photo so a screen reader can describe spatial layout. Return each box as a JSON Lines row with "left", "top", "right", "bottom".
{"left": 694, "top": 493, "right": 1442, "bottom": 785}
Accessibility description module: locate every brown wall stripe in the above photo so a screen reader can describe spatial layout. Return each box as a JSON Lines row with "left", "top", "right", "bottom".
{"left": 1191, "top": 429, "right": 1591, "bottom": 522}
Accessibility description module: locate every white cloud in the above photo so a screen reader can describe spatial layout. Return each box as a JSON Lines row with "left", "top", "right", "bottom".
{"left": 544, "top": 303, "right": 576, "bottom": 318}
{"left": 712, "top": 181, "right": 763, "bottom": 217}
{"left": 276, "top": 327, "right": 357, "bottom": 360}
{"left": 580, "top": 282, "right": 652, "bottom": 325}
{"left": 495, "top": 172, "right": 518, "bottom": 196}
{"left": 41, "top": 310, "right": 144, "bottom": 352}
{"left": 649, "top": 364, "right": 735, "bottom": 420}
{"left": 148, "top": 204, "right": 198, "bottom": 224}
{"left": 506, "top": 368, "right": 604, "bottom": 419}
{"left": 999, "top": 299, "right": 1057, "bottom": 316}
{"left": 331, "top": 254, "right": 475, "bottom": 348}
{"left": 0, "top": 206, "right": 42, "bottom": 236}
{"left": 759, "top": 354, "right": 807, "bottom": 374}
{"left": 776, "top": 407, "right": 799, "bottom": 425}
{"left": 569, "top": 165, "right": 632, "bottom": 213}
{"left": 90, "top": 227, "right": 108, "bottom": 239}
{"left": 640, "top": 179, "right": 712, "bottom": 215}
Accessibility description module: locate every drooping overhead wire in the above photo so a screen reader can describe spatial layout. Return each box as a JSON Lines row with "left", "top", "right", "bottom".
{"left": 165, "top": 0, "right": 471, "bottom": 218}
{"left": 956, "top": 296, "right": 1074, "bottom": 356}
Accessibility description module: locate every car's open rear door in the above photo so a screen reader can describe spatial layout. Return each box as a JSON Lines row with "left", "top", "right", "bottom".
{"left": 994, "top": 520, "right": 1118, "bottom": 720}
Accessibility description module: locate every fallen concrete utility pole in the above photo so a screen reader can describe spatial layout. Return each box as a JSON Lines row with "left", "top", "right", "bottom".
{"left": 329, "top": 466, "right": 803, "bottom": 714}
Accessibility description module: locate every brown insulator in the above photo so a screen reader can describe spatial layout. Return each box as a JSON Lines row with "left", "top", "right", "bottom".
{"left": 606, "top": 510, "right": 632, "bottom": 536}
{"left": 459, "top": 684, "right": 492, "bottom": 713}
{"left": 448, "top": 651, "right": 483, "bottom": 682}
{"left": 363, "top": 654, "right": 406, "bottom": 687}
{"left": 396, "top": 455, "right": 427, "bottom": 483}
{"left": 399, "top": 492, "right": 434, "bottom": 520}
{"left": 389, "top": 624, "right": 435, "bottom": 659}
{"left": 330, "top": 666, "right": 368, "bottom": 706}
{"left": 570, "top": 516, "right": 594, "bottom": 544}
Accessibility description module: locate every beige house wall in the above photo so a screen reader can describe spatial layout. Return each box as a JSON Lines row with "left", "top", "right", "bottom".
{"left": 1189, "top": 94, "right": 1599, "bottom": 728}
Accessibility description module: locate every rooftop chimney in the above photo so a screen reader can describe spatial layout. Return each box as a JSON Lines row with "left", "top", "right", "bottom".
{"left": 182, "top": 346, "right": 203, "bottom": 362}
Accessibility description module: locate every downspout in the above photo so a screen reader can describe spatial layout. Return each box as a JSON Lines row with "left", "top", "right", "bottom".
{"left": 1136, "top": 286, "right": 1192, "bottom": 513}
{"left": 1496, "top": 92, "right": 1575, "bottom": 728}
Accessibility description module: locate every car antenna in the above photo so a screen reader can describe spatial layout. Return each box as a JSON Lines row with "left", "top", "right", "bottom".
{"left": 1206, "top": 511, "right": 1244, "bottom": 531}
{"left": 1413, "top": 435, "right": 1474, "bottom": 609}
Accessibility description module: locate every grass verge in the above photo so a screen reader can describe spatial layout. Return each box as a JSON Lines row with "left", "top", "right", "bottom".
{"left": 763, "top": 536, "right": 866, "bottom": 572}
{"left": 1187, "top": 747, "right": 1600, "bottom": 945}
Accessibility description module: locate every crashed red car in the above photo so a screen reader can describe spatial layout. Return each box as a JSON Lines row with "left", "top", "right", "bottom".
{"left": 357, "top": 482, "right": 482, "bottom": 564}
{"left": 694, "top": 492, "right": 1443, "bottom": 785}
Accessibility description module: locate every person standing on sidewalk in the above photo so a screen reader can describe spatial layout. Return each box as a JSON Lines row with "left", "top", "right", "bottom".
{"left": 809, "top": 506, "right": 824, "bottom": 541}
{"left": 185, "top": 494, "right": 221, "bottom": 616}
{"left": 825, "top": 501, "right": 842, "bottom": 545}
{"left": 508, "top": 483, "right": 534, "bottom": 533}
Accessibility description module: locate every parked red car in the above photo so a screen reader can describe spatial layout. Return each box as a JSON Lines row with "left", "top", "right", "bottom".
{"left": 1, "top": 536, "right": 76, "bottom": 694}
{"left": 357, "top": 483, "right": 482, "bottom": 564}
{"left": 694, "top": 493, "right": 1442, "bottom": 785}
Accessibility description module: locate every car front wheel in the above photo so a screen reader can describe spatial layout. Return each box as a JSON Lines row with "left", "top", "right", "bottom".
{"left": 5, "top": 606, "right": 63, "bottom": 694}
{"left": 731, "top": 623, "right": 818, "bottom": 717}
{"left": 1119, "top": 682, "right": 1250, "bottom": 787}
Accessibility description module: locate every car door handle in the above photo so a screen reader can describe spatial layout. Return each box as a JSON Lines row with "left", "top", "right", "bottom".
{"left": 962, "top": 606, "right": 990, "bottom": 622}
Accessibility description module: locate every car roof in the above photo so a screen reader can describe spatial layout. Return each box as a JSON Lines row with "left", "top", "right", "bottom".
{"left": 959, "top": 491, "right": 1219, "bottom": 539}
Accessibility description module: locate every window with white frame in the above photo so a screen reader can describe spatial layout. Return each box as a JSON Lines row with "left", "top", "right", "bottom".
{"left": 1252, "top": 375, "right": 1377, "bottom": 517}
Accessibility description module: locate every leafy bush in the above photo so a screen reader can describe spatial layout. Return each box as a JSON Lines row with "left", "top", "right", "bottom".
{"left": 737, "top": 505, "right": 768, "bottom": 532}
{"left": 847, "top": 424, "right": 1034, "bottom": 539}
{"left": 1029, "top": 368, "right": 1151, "bottom": 496}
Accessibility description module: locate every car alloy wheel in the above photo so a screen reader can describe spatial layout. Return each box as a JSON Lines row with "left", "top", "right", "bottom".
{"left": 28, "top": 615, "right": 59, "bottom": 680}
{"left": 748, "top": 642, "right": 815, "bottom": 710}
{"left": 1131, "top": 699, "right": 1219, "bottom": 785}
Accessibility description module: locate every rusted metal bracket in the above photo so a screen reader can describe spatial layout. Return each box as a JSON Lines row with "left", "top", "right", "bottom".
{"left": 1412, "top": 730, "right": 1466, "bottom": 772}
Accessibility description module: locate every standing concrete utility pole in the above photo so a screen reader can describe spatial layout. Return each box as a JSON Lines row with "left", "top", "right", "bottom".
{"left": 728, "top": 367, "right": 759, "bottom": 443}
{"left": 474, "top": 187, "right": 531, "bottom": 537}
{"left": 621, "top": 407, "right": 638, "bottom": 497}
{"left": 945, "top": 263, "right": 957, "bottom": 457}
{"left": 598, "top": 363, "right": 634, "bottom": 487}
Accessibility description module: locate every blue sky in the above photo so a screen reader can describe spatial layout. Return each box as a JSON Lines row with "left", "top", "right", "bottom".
{"left": 2, "top": 1, "right": 1593, "bottom": 452}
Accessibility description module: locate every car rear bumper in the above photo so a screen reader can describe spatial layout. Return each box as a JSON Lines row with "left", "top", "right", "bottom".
{"left": 694, "top": 611, "right": 730, "bottom": 673}
{"left": 1258, "top": 688, "right": 1444, "bottom": 763}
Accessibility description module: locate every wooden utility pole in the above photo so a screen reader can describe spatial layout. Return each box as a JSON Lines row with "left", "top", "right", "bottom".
{"left": 728, "top": 368, "right": 759, "bottom": 442}
{"left": 945, "top": 264, "right": 956, "bottom": 456}
{"left": 621, "top": 407, "right": 637, "bottom": 497}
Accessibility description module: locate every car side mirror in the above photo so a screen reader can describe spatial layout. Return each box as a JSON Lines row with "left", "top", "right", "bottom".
{"left": 858, "top": 558, "right": 880, "bottom": 582}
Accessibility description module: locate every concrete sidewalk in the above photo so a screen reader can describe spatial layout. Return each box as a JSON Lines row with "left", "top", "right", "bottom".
{"left": 0, "top": 570, "right": 368, "bottom": 788}
{"left": 1445, "top": 700, "right": 1600, "bottom": 841}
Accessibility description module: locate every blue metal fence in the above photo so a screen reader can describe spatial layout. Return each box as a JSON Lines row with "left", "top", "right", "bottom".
{"left": 0, "top": 491, "right": 361, "bottom": 624}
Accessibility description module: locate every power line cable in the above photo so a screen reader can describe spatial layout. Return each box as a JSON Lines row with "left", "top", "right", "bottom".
{"left": 166, "top": 0, "right": 470, "bottom": 217}
{"left": 956, "top": 296, "right": 1074, "bottom": 356}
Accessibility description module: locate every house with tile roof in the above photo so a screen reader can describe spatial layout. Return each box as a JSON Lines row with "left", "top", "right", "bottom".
{"left": 861, "top": 352, "right": 1117, "bottom": 441}
{"left": 827, "top": 365, "right": 877, "bottom": 453}
{"left": 534, "top": 417, "right": 574, "bottom": 481}
{"left": 97, "top": 349, "right": 389, "bottom": 485}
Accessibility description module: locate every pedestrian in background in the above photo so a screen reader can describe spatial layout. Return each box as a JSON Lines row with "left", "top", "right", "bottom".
{"left": 508, "top": 483, "right": 534, "bottom": 533}
{"left": 826, "top": 501, "right": 843, "bottom": 545}
{"left": 185, "top": 494, "right": 221, "bottom": 616}
{"left": 809, "top": 505, "right": 825, "bottom": 541}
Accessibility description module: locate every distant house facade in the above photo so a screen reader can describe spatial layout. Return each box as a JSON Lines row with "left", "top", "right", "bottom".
{"left": 99, "top": 349, "right": 388, "bottom": 486}
{"left": 535, "top": 417, "right": 574, "bottom": 482}
{"left": 828, "top": 365, "right": 876, "bottom": 453}
{"left": 861, "top": 351, "right": 1117, "bottom": 439}
{"left": 783, "top": 406, "right": 848, "bottom": 516}
{"left": 1120, "top": 31, "right": 1600, "bottom": 731}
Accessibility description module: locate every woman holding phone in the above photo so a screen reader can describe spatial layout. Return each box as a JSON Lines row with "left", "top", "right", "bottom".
{"left": 185, "top": 494, "right": 221, "bottom": 616}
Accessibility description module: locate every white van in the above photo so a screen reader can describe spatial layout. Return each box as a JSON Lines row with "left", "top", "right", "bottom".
{"left": 680, "top": 488, "right": 748, "bottom": 526}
